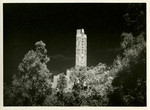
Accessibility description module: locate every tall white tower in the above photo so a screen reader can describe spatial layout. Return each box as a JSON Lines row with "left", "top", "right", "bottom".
{"left": 76, "top": 29, "right": 87, "bottom": 67}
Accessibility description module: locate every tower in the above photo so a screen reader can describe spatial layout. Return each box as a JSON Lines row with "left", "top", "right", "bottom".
{"left": 76, "top": 29, "right": 87, "bottom": 67}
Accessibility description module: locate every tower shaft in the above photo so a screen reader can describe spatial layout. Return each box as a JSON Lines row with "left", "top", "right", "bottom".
{"left": 76, "top": 29, "right": 87, "bottom": 67}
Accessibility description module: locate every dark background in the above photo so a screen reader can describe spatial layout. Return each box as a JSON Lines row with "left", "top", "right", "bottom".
{"left": 4, "top": 3, "right": 128, "bottom": 84}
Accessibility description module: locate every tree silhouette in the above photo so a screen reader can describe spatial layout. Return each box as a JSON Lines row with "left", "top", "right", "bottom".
{"left": 8, "top": 41, "right": 52, "bottom": 105}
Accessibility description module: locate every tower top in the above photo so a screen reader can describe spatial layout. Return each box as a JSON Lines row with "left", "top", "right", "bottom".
{"left": 76, "top": 29, "right": 86, "bottom": 37}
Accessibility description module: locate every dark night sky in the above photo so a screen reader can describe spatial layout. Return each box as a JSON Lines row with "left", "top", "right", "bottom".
{"left": 4, "top": 3, "right": 128, "bottom": 84}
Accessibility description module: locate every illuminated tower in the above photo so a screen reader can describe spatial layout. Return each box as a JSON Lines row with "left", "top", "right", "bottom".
{"left": 76, "top": 29, "right": 87, "bottom": 67}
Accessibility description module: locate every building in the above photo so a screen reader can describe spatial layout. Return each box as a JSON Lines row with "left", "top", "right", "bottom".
{"left": 76, "top": 29, "right": 87, "bottom": 67}
{"left": 51, "top": 75, "right": 59, "bottom": 88}
{"left": 52, "top": 29, "right": 87, "bottom": 90}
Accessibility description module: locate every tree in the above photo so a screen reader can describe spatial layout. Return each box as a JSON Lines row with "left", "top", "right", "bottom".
{"left": 56, "top": 73, "right": 67, "bottom": 93}
{"left": 123, "top": 3, "right": 146, "bottom": 36}
{"left": 81, "top": 64, "right": 113, "bottom": 106}
{"left": 11, "top": 41, "right": 52, "bottom": 105}
{"left": 109, "top": 32, "right": 146, "bottom": 106}
{"left": 108, "top": 3, "right": 146, "bottom": 106}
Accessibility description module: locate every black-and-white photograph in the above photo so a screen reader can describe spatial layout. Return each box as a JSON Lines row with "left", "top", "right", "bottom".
{"left": 3, "top": 3, "right": 146, "bottom": 106}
